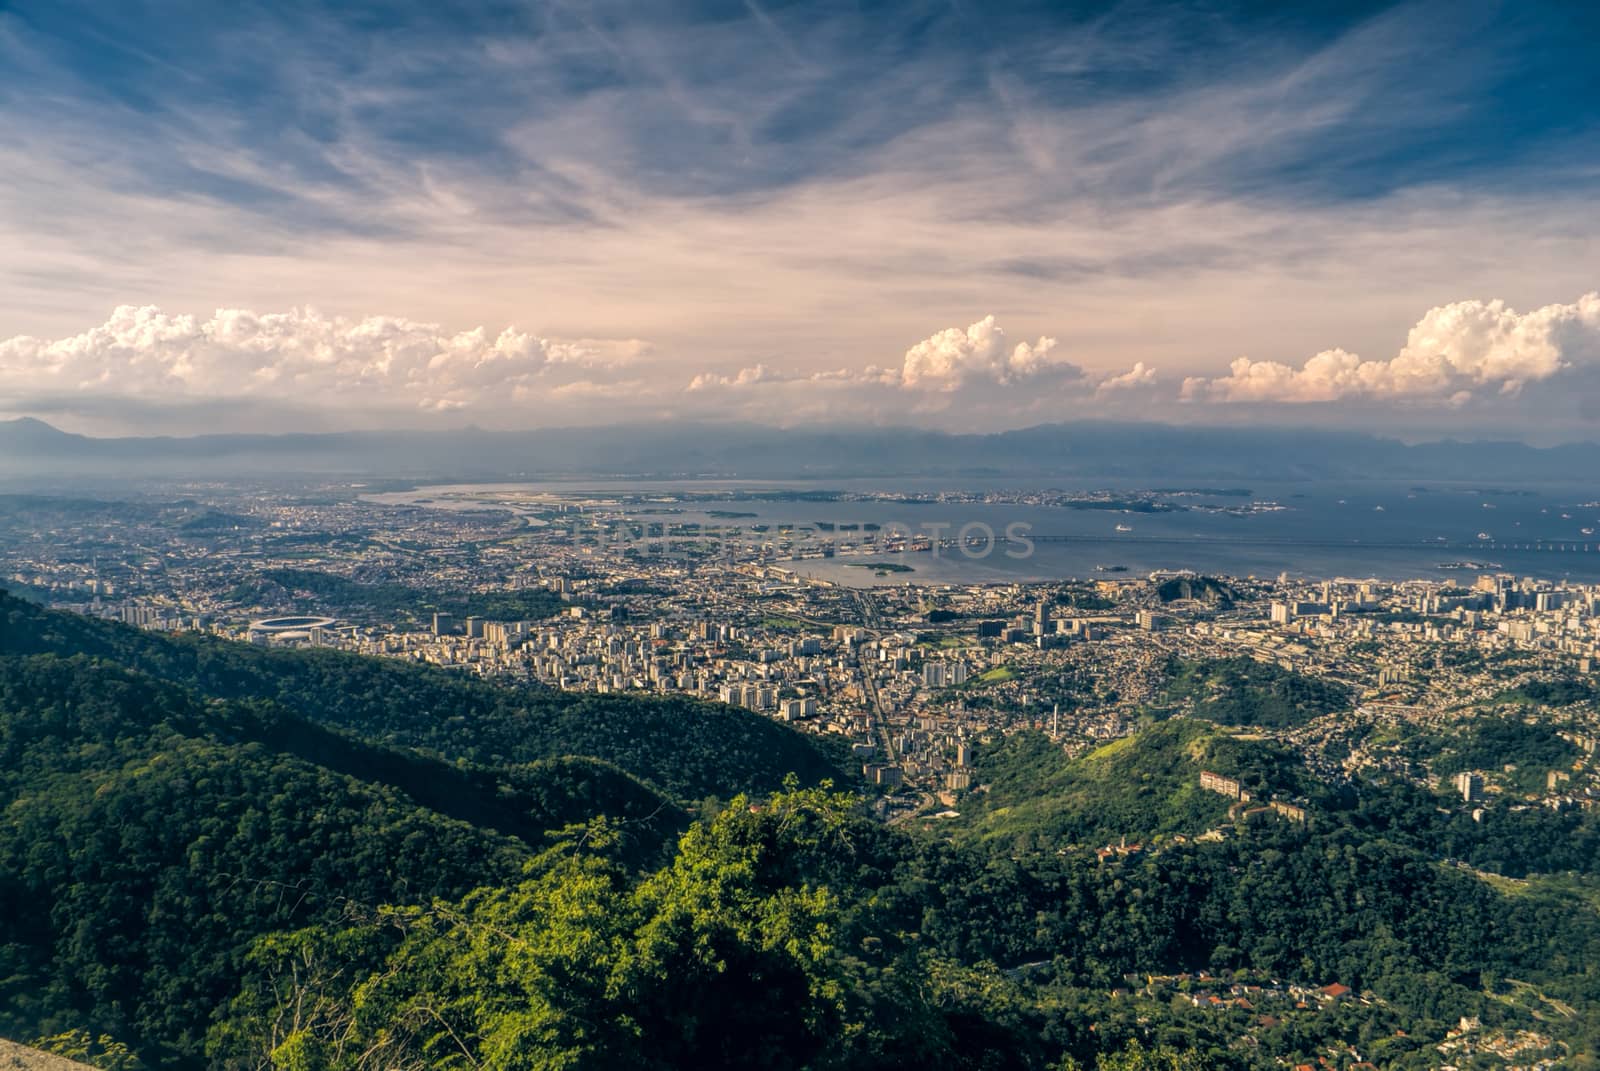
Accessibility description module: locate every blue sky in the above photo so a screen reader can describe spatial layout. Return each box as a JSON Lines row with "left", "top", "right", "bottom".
{"left": 2, "top": 0, "right": 1598, "bottom": 436}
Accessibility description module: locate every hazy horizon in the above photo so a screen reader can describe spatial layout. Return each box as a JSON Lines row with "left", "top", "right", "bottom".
{"left": 11, "top": 411, "right": 1600, "bottom": 449}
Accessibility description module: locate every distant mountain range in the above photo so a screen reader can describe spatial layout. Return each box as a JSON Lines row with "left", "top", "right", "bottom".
{"left": 4, "top": 415, "right": 1599, "bottom": 482}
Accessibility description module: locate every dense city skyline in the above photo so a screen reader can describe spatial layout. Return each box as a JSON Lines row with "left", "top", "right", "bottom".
{"left": 3, "top": 1, "right": 1599, "bottom": 437}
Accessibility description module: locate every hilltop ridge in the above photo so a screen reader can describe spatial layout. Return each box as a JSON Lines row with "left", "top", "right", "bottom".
{"left": 955, "top": 720, "right": 1315, "bottom": 847}
{"left": 6, "top": 417, "right": 1600, "bottom": 481}
{"left": 0, "top": 592, "right": 847, "bottom": 800}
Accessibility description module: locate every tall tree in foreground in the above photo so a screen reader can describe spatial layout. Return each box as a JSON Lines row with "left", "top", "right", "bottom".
{"left": 213, "top": 785, "right": 857, "bottom": 1071}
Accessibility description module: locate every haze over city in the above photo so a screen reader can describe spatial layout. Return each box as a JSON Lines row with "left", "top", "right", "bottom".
{"left": 3, "top": 0, "right": 1599, "bottom": 439}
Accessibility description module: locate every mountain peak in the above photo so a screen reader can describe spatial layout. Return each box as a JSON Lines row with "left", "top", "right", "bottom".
{"left": 3, "top": 415, "right": 69, "bottom": 433}
{"left": 0, "top": 417, "right": 89, "bottom": 449}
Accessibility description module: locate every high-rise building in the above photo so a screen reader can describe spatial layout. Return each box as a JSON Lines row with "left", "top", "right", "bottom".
{"left": 1452, "top": 771, "right": 1484, "bottom": 802}
{"left": 1199, "top": 770, "right": 1244, "bottom": 799}
{"left": 781, "top": 697, "right": 818, "bottom": 721}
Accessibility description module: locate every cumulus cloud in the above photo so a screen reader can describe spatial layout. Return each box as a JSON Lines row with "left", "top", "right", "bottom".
{"left": 686, "top": 316, "right": 1081, "bottom": 398}
{"left": 897, "top": 315, "right": 1077, "bottom": 391}
{"left": 0, "top": 305, "right": 646, "bottom": 412}
{"left": 686, "top": 364, "right": 780, "bottom": 391}
{"left": 1184, "top": 293, "right": 1600, "bottom": 404}
{"left": 685, "top": 363, "right": 878, "bottom": 393}
{"left": 1096, "top": 361, "right": 1158, "bottom": 393}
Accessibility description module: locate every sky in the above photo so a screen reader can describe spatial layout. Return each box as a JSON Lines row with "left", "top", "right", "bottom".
{"left": 1, "top": 0, "right": 1599, "bottom": 439}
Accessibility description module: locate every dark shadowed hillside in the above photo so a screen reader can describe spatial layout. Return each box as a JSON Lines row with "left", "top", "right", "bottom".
{"left": 0, "top": 593, "right": 848, "bottom": 800}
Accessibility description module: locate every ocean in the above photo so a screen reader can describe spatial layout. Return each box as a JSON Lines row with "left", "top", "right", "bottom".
{"left": 364, "top": 478, "right": 1600, "bottom": 586}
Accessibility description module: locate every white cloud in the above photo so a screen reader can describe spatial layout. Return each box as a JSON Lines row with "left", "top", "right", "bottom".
{"left": 5, "top": 0, "right": 1600, "bottom": 444}
{"left": 535, "top": 377, "right": 650, "bottom": 402}
{"left": 0, "top": 305, "right": 646, "bottom": 412}
{"left": 682, "top": 315, "right": 1081, "bottom": 400}
{"left": 1185, "top": 293, "right": 1600, "bottom": 404}
{"left": 686, "top": 364, "right": 780, "bottom": 391}
{"left": 545, "top": 338, "right": 653, "bottom": 368}
{"left": 898, "top": 315, "right": 1077, "bottom": 391}
{"left": 13, "top": 296, "right": 1600, "bottom": 436}
{"left": 1096, "top": 361, "right": 1158, "bottom": 393}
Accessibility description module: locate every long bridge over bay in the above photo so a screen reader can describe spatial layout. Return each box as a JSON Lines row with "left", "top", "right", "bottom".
{"left": 1011, "top": 534, "right": 1598, "bottom": 553}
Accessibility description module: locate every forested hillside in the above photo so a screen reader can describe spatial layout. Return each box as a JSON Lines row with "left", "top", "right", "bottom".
{"left": 0, "top": 594, "right": 846, "bottom": 799}
{"left": 0, "top": 654, "right": 544, "bottom": 1064}
{"left": 203, "top": 781, "right": 1600, "bottom": 1070}
{"left": 954, "top": 722, "right": 1315, "bottom": 846}
{"left": 0, "top": 595, "right": 844, "bottom": 1066}
{"left": 3, "top": 595, "right": 1600, "bottom": 1068}
{"left": 224, "top": 568, "right": 563, "bottom": 625}
{"left": 1153, "top": 656, "right": 1354, "bottom": 727}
